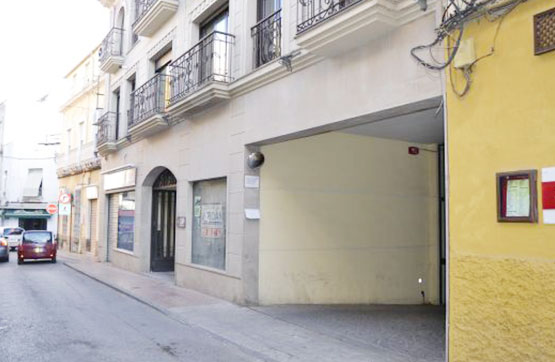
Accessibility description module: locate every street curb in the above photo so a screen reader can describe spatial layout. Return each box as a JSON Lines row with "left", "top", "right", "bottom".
{"left": 62, "top": 261, "right": 171, "bottom": 317}
{"left": 62, "top": 261, "right": 282, "bottom": 362}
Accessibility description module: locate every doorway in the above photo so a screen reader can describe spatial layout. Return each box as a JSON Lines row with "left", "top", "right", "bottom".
{"left": 19, "top": 218, "right": 47, "bottom": 230}
{"left": 151, "top": 169, "right": 177, "bottom": 272}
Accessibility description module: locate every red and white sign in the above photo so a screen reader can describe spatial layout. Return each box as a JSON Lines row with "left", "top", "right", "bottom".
{"left": 542, "top": 167, "right": 555, "bottom": 224}
{"left": 59, "top": 193, "right": 71, "bottom": 204}
{"left": 46, "top": 204, "right": 58, "bottom": 215}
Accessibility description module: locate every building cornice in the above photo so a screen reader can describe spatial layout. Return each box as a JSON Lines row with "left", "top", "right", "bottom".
{"left": 57, "top": 157, "right": 102, "bottom": 178}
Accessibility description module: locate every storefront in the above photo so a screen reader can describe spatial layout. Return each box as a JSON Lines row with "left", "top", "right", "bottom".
{"left": 1, "top": 209, "right": 52, "bottom": 231}
{"left": 102, "top": 167, "right": 138, "bottom": 267}
{"left": 57, "top": 167, "right": 101, "bottom": 254}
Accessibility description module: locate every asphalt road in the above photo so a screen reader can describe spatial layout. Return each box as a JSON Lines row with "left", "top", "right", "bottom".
{"left": 0, "top": 253, "right": 263, "bottom": 362}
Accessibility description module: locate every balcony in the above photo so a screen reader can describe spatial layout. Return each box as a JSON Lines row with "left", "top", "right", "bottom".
{"left": 133, "top": 0, "right": 178, "bottom": 37}
{"left": 251, "top": 10, "right": 282, "bottom": 68}
{"left": 99, "top": 28, "right": 124, "bottom": 73}
{"left": 96, "top": 112, "right": 118, "bottom": 155}
{"left": 128, "top": 74, "right": 170, "bottom": 139}
{"left": 167, "top": 31, "right": 234, "bottom": 117}
{"left": 295, "top": 0, "right": 427, "bottom": 56}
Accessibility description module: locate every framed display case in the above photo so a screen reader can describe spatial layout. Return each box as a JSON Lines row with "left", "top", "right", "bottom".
{"left": 496, "top": 170, "right": 538, "bottom": 223}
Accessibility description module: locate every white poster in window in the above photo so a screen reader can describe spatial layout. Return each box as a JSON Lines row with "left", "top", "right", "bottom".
{"left": 506, "top": 179, "right": 530, "bottom": 217}
{"left": 201, "top": 204, "right": 224, "bottom": 239}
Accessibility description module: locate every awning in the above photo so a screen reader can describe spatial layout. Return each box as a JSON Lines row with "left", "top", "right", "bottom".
{"left": 2, "top": 209, "right": 51, "bottom": 219}
{"left": 22, "top": 169, "right": 43, "bottom": 198}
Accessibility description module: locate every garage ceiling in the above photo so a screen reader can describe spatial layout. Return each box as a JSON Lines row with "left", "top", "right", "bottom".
{"left": 339, "top": 108, "right": 444, "bottom": 144}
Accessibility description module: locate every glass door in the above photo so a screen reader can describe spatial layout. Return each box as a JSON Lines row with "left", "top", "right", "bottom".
{"left": 200, "top": 8, "right": 230, "bottom": 83}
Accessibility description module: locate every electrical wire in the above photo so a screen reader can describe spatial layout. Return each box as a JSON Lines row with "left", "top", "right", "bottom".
{"left": 447, "top": 0, "right": 525, "bottom": 97}
{"left": 410, "top": 0, "right": 524, "bottom": 71}
{"left": 411, "top": 0, "right": 527, "bottom": 96}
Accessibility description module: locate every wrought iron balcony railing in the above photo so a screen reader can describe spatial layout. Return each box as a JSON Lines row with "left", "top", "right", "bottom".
{"left": 96, "top": 112, "right": 117, "bottom": 146}
{"left": 129, "top": 73, "right": 170, "bottom": 128}
{"left": 169, "top": 31, "right": 234, "bottom": 104}
{"left": 297, "top": 0, "right": 363, "bottom": 33}
{"left": 251, "top": 9, "right": 282, "bottom": 68}
{"left": 134, "top": 0, "right": 157, "bottom": 26}
{"left": 100, "top": 27, "right": 124, "bottom": 63}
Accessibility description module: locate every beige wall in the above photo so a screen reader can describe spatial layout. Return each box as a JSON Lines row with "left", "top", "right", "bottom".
{"left": 259, "top": 132, "right": 439, "bottom": 304}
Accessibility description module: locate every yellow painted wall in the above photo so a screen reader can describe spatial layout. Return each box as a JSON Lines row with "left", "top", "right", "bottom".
{"left": 259, "top": 132, "right": 439, "bottom": 304}
{"left": 446, "top": 1, "right": 555, "bottom": 360}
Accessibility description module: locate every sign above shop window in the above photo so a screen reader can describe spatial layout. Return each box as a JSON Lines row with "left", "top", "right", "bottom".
{"left": 104, "top": 168, "right": 136, "bottom": 191}
{"left": 86, "top": 186, "right": 98, "bottom": 200}
{"left": 496, "top": 170, "right": 538, "bottom": 223}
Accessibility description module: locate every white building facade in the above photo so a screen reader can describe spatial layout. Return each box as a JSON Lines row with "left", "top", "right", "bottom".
{"left": 0, "top": 135, "right": 59, "bottom": 233}
{"left": 96, "top": 0, "right": 446, "bottom": 305}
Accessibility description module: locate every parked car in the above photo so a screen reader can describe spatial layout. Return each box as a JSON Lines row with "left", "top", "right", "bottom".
{"left": 18, "top": 231, "right": 56, "bottom": 264}
{"left": 2, "top": 227, "right": 25, "bottom": 251}
{"left": 0, "top": 236, "right": 8, "bottom": 262}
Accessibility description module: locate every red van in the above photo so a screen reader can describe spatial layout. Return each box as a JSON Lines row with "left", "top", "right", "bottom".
{"left": 18, "top": 231, "right": 56, "bottom": 264}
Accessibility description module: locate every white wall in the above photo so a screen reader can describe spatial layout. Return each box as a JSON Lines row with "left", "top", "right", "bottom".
{"left": 1, "top": 142, "right": 59, "bottom": 232}
{"left": 259, "top": 132, "right": 439, "bottom": 304}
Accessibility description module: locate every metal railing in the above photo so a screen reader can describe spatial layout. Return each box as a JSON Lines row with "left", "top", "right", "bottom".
{"left": 96, "top": 112, "right": 117, "bottom": 146}
{"left": 134, "top": 0, "right": 157, "bottom": 27}
{"left": 251, "top": 9, "right": 282, "bottom": 68}
{"left": 297, "top": 0, "right": 363, "bottom": 33}
{"left": 100, "top": 27, "right": 124, "bottom": 63}
{"left": 129, "top": 73, "right": 170, "bottom": 128}
{"left": 169, "top": 31, "right": 234, "bottom": 104}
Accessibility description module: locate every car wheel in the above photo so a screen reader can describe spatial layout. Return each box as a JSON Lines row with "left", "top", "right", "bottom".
{"left": 51, "top": 257, "right": 57, "bottom": 264}
{"left": 17, "top": 258, "right": 23, "bottom": 265}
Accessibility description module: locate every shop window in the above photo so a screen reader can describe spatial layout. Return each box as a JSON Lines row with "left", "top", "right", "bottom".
{"left": 192, "top": 178, "right": 227, "bottom": 270}
{"left": 117, "top": 191, "right": 136, "bottom": 251}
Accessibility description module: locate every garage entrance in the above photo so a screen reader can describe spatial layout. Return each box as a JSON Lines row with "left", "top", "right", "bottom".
{"left": 257, "top": 106, "right": 446, "bottom": 359}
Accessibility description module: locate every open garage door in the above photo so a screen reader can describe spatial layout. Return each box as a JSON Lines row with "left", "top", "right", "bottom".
{"left": 258, "top": 108, "right": 445, "bottom": 306}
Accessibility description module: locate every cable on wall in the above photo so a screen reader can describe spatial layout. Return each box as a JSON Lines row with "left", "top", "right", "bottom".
{"left": 411, "top": 0, "right": 527, "bottom": 96}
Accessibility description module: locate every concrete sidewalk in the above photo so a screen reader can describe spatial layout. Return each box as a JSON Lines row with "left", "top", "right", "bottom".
{"left": 60, "top": 252, "right": 442, "bottom": 362}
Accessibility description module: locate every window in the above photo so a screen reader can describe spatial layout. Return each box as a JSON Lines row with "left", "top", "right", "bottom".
{"left": 23, "top": 232, "right": 52, "bottom": 244}
{"left": 66, "top": 129, "right": 71, "bottom": 157}
{"left": 200, "top": 7, "right": 229, "bottom": 38}
{"left": 128, "top": 75, "right": 136, "bottom": 128}
{"left": 192, "top": 178, "right": 227, "bottom": 270}
{"left": 3, "top": 228, "right": 23, "bottom": 237}
{"left": 199, "top": 8, "right": 231, "bottom": 83}
{"left": 22, "top": 168, "right": 43, "bottom": 199}
{"left": 253, "top": 0, "right": 282, "bottom": 67}
{"left": 117, "top": 191, "right": 135, "bottom": 251}
{"left": 113, "top": 88, "right": 121, "bottom": 139}
{"left": 258, "top": 0, "right": 281, "bottom": 19}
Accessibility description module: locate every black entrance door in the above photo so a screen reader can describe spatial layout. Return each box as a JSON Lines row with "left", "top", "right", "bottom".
{"left": 151, "top": 170, "right": 177, "bottom": 272}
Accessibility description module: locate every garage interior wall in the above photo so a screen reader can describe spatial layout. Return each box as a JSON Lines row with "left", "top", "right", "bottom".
{"left": 259, "top": 132, "right": 439, "bottom": 304}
